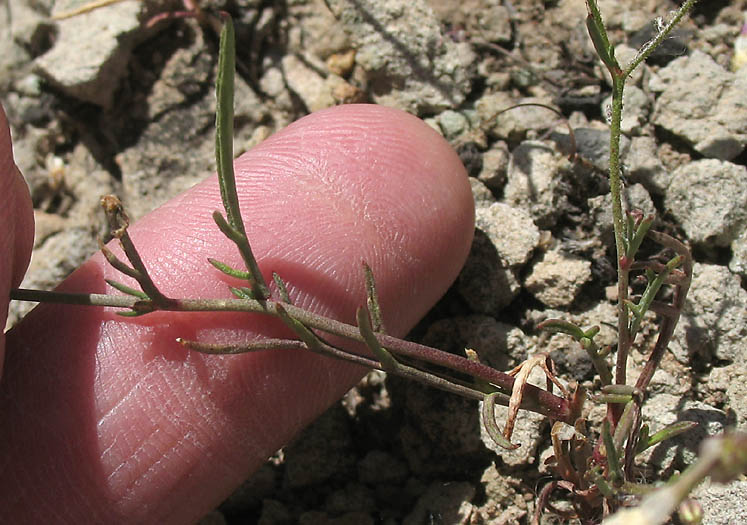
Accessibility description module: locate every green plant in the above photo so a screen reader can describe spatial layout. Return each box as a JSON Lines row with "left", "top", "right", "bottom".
{"left": 10, "top": 2, "right": 746, "bottom": 523}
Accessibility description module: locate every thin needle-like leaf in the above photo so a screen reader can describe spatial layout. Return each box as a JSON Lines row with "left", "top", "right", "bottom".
{"left": 177, "top": 337, "right": 306, "bottom": 354}
{"left": 229, "top": 286, "right": 254, "bottom": 300}
{"left": 275, "top": 304, "right": 327, "bottom": 355}
{"left": 213, "top": 17, "right": 270, "bottom": 300}
{"left": 356, "top": 306, "right": 397, "bottom": 372}
{"left": 99, "top": 243, "right": 140, "bottom": 280}
{"left": 585, "top": 6, "right": 618, "bottom": 74}
{"left": 603, "top": 419, "right": 623, "bottom": 484}
{"left": 273, "top": 273, "right": 292, "bottom": 303}
{"left": 636, "top": 421, "right": 699, "bottom": 454}
{"left": 104, "top": 279, "right": 149, "bottom": 299}
{"left": 482, "top": 392, "right": 520, "bottom": 450}
{"left": 215, "top": 15, "right": 242, "bottom": 234}
{"left": 363, "top": 262, "right": 385, "bottom": 333}
{"left": 208, "top": 258, "right": 252, "bottom": 280}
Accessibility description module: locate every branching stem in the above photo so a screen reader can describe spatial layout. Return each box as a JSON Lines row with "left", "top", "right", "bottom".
{"left": 10, "top": 287, "right": 573, "bottom": 422}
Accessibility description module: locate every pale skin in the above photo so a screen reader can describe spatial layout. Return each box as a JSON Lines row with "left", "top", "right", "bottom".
{"left": 0, "top": 103, "right": 475, "bottom": 522}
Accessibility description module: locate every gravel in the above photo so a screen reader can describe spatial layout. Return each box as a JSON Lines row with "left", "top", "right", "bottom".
{"left": 3, "top": 0, "right": 746, "bottom": 523}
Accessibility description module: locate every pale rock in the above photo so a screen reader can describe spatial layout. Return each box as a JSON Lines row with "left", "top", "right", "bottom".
{"left": 692, "top": 479, "right": 747, "bottom": 525}
{"left": 707, "top": 364, "right": 747, "bottom": 430}
{"left": 35, "top": 0, "right": 158, "bottom": 107}
{"left": 639, "top": 393, "right": 727, "bottom": 472}
{"left": 477, "top": 141, "right": 509, "bottom": 192}
{"left": 665, "top": 159, "right": 747, "bottom": 247}
{"left": 457, "top": 231, "right": 522, "bottom": 315}
{"left": 469, "top": 177, "right": 495, "bottom": 208}
{"left": 624, "top": 135, "right": 671, "bottom": 195}
{"left": 404, "top": 481, "right": 475, "bottom": 525}
{"left": 475, "top": 202, "right": 540, "bottom": 268}
{"left": 281, "top": 54, "right": 335, "bottom": 112}
{"left": 437, "top": 110, "right": 470, "bottom": 140}
{"left": 459, "top": 201, "right": 538, "bottom": 314}
{"left": 670, "top": 263, "right": 747, "bottom": 364}
{"left": 730, "top": 227, "right": 747, "bottom": 278}
{"left": 651, "top": 50, "right": 747, "bottom": 161}
{"left": 326, "top": 0, "right": 474, "bottom": 113}
{"left": 525, "top": 249, "right": 592, "bottom": 308}
{"left": 477, "top": 95, "right": 559, "bottom": 143}
{"left": 504, "top": 140, "right": 573, "bottom": 228}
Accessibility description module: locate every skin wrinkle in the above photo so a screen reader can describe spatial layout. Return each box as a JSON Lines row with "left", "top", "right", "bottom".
{"left": 97, "top": 368, "right": 157, "bottom": 439}
{"left": 99, "top": 324, "right": 264, "bottom": 518}
{"left": 109, "top": 377, "right": 214, "bottom": 504}
{"left": 98, "top": 432, "right": 121, "bottom": 464}
{"left": 106, "top": 426, "right": 160, "bottom": 493}
{"left": 116, "top": 432, "right": 171, "bottom": 503}
{"left": 95, "top": 322, "right": 149, "bottom": 417}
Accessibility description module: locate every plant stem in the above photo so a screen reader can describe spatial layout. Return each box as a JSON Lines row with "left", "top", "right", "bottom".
{"left": 10, "top": 287, "right": 573, "bottom": 422}
{"left": 10, "top": 288, "right": 140, "bottom": 308}
{"left": 608, "top": 74, "right": 631, "bottom": 389}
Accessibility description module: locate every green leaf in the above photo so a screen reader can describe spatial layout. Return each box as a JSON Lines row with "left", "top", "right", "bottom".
{"left": 538, "top": 319, "right": 586, "bottom": 341}
{"left": 585, "top": 6, "right": 619, "bottom": 74}
{"left": 627, "top": 213, "right": 655, "bottom": 259}
{"left": 212, "top": 15, "right": 270, "bottom": 301}
{"left": 273, "top": 273, "right": 292, "bottom": 303}
{"left": 208, "top": 258, "right": 252, "bottom": 280}
{"left": 482, "top": 392, "right": 520, "bottom": 450}
{"left": 116, "top": 309, "right": 149, "bottom": 317}
{"left": 215, "top": 15, "right": 242, "bottom": 234}
{"left": 275, "top": 304, "right": 327, "bottom": 354}
{"left": 593, "top": 393, "right": 633, "bottom": 404}
{"left": 637, "top": 421, "right": 698, "bottom": 454}
{"left": 230, "top": 286, "right": 255, "bottom": 300}
{"left": 603, "top": 419, "right": 623, "bottom": 483}
{"left": 105, "top": 278, "right": 149, "bottom": 299}
{"left": 363, "top": 262, "right": 385, "bottom": 333}
{"left": 356, "top": 306, "right": 397, "bottom": 372}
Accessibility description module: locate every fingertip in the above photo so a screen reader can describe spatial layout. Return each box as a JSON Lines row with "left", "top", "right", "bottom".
{"left": 0, "top": 104, "right": 474, "bottom": 522}
{"left": 0, "top": 104, "right": 34, "bottom": 288}
{"left": 0, "top": 103, "right": 35, "bottom": 371}
{"left": 226, "top": 103, "right": 475, "bottom": 334}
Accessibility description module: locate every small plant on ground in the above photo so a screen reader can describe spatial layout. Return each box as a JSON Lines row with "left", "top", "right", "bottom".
{"left": 10, "top": 1, "right": 746, "bottom": 523}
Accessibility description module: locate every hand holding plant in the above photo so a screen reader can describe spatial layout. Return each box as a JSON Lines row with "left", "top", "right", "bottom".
{"left": 4, "top": 2, "right": 746, "bottom": 522}
{"left": 0, "top": 102, "right": 474, "bottom": 521}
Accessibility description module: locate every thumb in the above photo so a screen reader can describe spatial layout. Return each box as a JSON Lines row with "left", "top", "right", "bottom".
{"left": 0, "top": 103, "right": 34, "bottom": 377}
{"left": 1, "top": 104, "right": 474, "bottom": 523}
